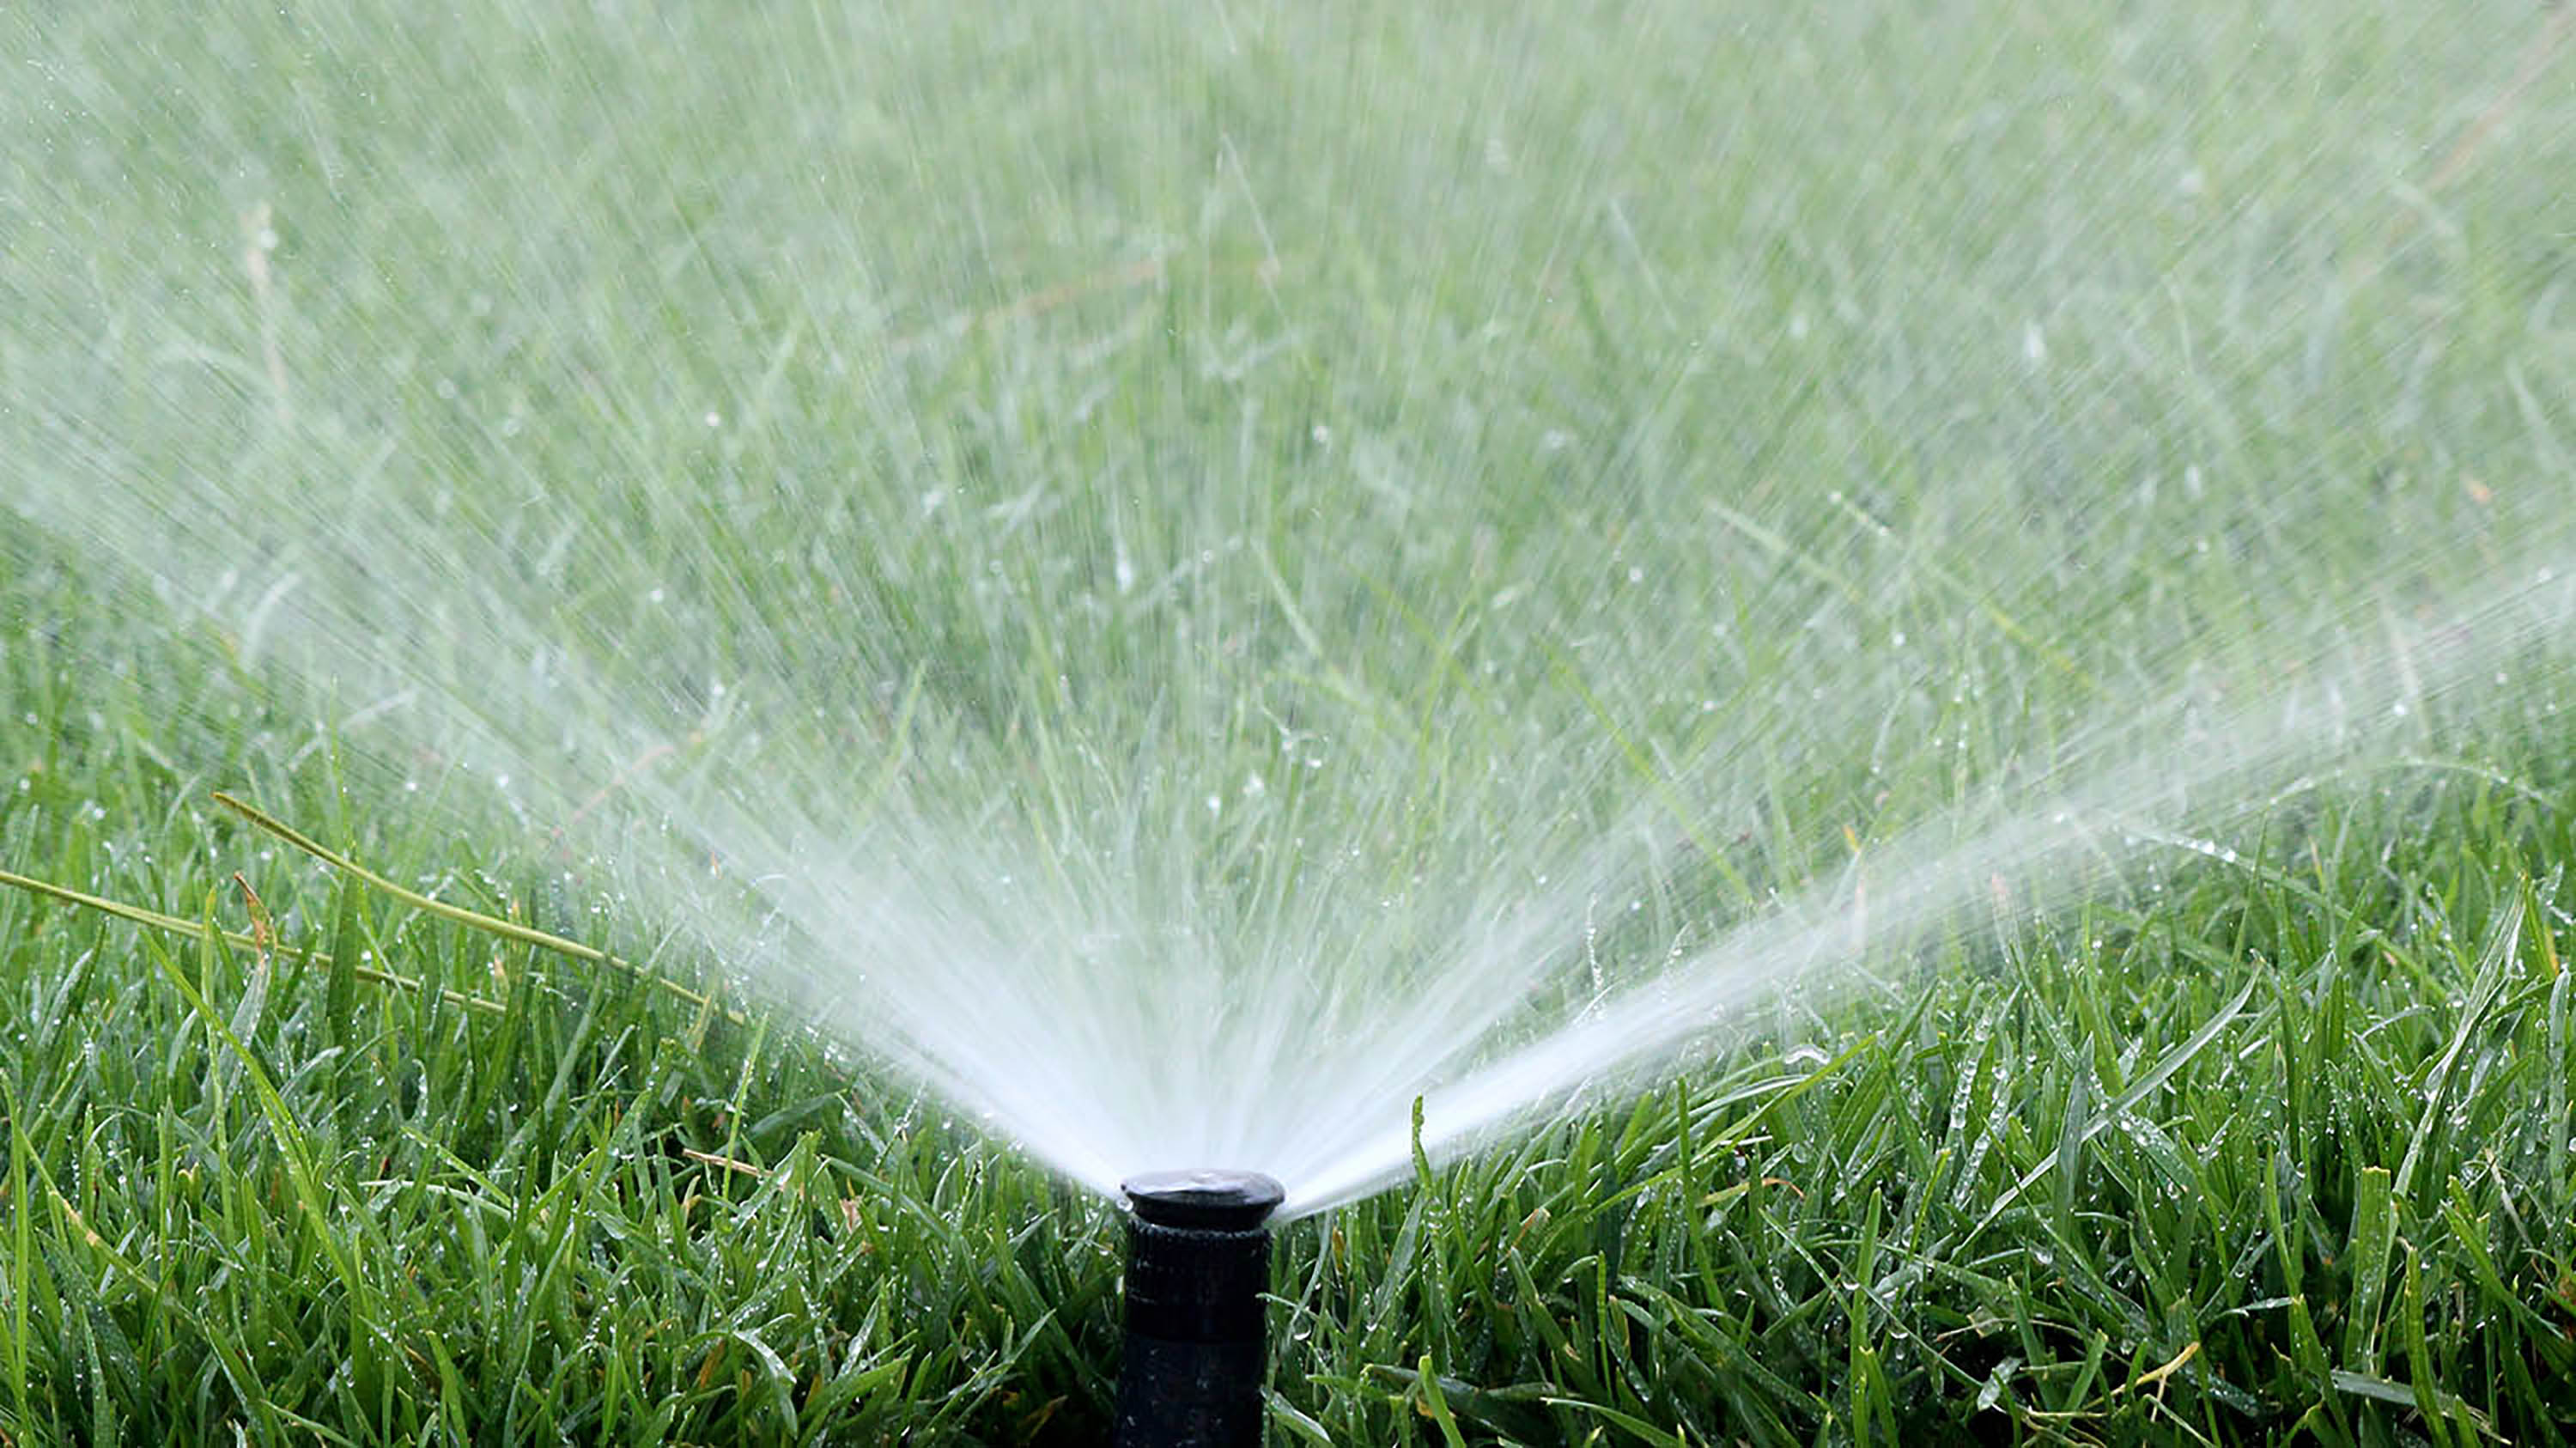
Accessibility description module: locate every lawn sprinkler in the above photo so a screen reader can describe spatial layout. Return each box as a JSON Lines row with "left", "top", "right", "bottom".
{"left": 1114, "top": 1169, "right": 1285, "bottom": 1447}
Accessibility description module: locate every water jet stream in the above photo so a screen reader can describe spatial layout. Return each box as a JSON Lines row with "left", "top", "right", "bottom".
{"left": 1282, "top": 551, "right": 2576, "bottom": 1212}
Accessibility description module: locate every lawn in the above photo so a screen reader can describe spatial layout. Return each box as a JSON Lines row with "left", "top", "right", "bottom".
{"left": 4, "top": 1, "right": 2574, "bottom": 1442}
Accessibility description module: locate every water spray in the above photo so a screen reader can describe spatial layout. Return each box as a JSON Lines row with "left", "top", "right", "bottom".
{"left": 1115, "top": 1169, "right": 1285, "bottom": 1448}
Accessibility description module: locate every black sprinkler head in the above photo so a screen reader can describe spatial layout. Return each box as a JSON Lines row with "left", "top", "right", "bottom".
{"left": 1115, "top": 1170, "right": 1285, "bottom": 1448}
{"left": 1124, "top": 1169, "right": 1286, "bottom": 1231}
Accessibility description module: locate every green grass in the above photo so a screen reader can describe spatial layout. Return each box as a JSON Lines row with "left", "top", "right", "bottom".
{"left": 7, "top": 0, "right": 2576, "bottom": 1442}
{"left": 3, "top": 624, "right": 2572, "bottom": 1442}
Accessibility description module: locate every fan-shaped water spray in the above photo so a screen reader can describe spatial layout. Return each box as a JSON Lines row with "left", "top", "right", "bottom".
{"left": 6, "top": 0, "right": 2573, "bottom": 1240}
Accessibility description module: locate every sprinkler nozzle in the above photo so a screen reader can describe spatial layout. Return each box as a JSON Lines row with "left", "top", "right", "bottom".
{"left": 1114, "top": 1169, "right": 1285, "bottom": 1448}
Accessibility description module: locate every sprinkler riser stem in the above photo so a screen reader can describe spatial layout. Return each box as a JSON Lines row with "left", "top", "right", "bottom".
{"left": 1114, "top": 1171, "right": 1283, "bottom": 1448}
{"left": 1115, "top": 1218, "right": 1271, "bottom": 1445}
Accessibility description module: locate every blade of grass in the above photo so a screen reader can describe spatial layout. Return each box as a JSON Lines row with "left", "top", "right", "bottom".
{"left": 0, "top": 862, "right": 503, "bottom": 1014}
{"left": 2395, "top": 897, "right": 2519, "bottom": 1199}
{"left": 2340, "top": 1166, "right": 2395, "bottom": 1370}
{"left": 210, "top": 791, "right": 741, "bottom": 1023}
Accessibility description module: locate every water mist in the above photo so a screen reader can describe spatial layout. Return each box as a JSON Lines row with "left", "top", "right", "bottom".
{"left": 4, "top": 7, "right": 2574, "bottom": 1434}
